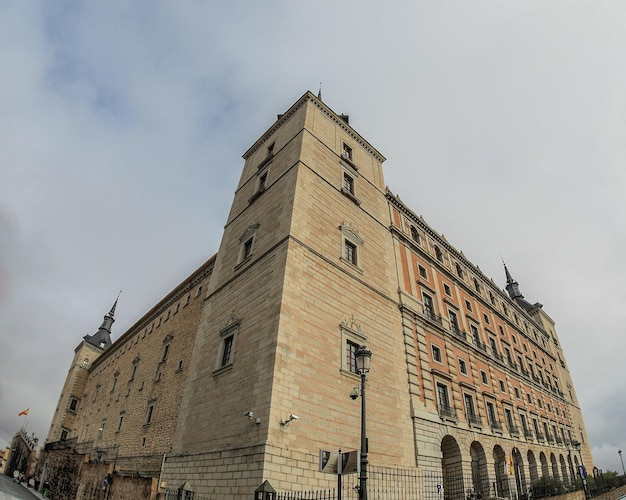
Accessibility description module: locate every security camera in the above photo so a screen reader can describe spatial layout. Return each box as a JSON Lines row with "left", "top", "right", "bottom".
{"left": 289, "top": 414, "right": 299, "bottom": 421}
{"left": 350, "top": 387, "right": 360, "bottom": 400}
{"left": 243, "top": 411, "right": 254, "bottom": 417}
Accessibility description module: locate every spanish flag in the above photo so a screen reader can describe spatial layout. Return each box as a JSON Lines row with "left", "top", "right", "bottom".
{"left": 18, "top": 409, "right": 29, "bottom": 416}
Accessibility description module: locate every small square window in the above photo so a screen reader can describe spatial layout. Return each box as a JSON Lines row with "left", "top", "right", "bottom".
{"left": 431, "top": 345, "right": 442, "bottom": 363}
{"left": 465, "top": 300, "right": 473, "bottom": 312}
{"left": 481, "top": 370, "right": 488, "bottom": 385}
{"left": 483, "top": 313, "right": 490, "bottom": 325}
{"left": 444, "top": 284, "right": 451, "bottom": 296}
{"left": 499, "top": 380, "right": 506, "bottom": 392}
{"left": 418, "top": 265, "right": 428, "bottom": 279}
{"left": 459, "top": 359, "right": 467, "bottom": 375}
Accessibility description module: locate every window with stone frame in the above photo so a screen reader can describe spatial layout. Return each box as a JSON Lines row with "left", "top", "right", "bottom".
{"left": 145, "top": 401, "right": 156, "bottom": 425}
{"left": 237, "top": 223, "right": 260, "bottom": 266}
{"left": 69, "top": 397, "right": 79, "bottom": 412}
{"left": 340, "top": 316, "right": 367, "bottom": 376}
{"left": 214, "top": 315, "right": 240, "bottom": 374}
{"left": 340, "top": 222, "right": 364, "bottom": 271}
{"left": 60, "top": 428, "right": 70, "bottom": 441}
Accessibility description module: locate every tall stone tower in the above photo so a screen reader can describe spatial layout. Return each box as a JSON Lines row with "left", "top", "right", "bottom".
{"left": 45, "top": 300, "right": 117, "bottom": 444}
{"left": 162, "top": 91, "right": 416, "bottom": 494}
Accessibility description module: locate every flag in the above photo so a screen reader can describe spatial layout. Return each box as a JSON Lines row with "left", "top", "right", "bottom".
{"left": 19, "top": 409, "right": 29, "bottom": 416}
{"left": 509, "top": 455, "right": 514, "bottom": 475}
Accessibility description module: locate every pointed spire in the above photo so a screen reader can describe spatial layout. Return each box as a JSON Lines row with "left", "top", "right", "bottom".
{"left": 318, "top": 82, "right": 322, "bottom": 101}
{"left": 503, "top": 261, "right": 523, "bottom": 299}
{"left": 84, "top": 293, "right": 120, "bottom": 350}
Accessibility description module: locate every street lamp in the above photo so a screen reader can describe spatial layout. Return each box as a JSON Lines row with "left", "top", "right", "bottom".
{"left": 619, "top": 450, "right": 625, "bottom": 477}
{"left": 572, "top": 441, "right": 589, "bottom": 499}
{"left": 355, "top": 346, "right": 372, "bottom": 500}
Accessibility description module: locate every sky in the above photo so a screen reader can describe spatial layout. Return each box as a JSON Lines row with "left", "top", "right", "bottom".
{"left": 1, "top": 0, "right": 625, "bottom": 474}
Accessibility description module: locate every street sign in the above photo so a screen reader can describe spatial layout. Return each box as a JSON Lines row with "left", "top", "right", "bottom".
{"left": 319, "top": 450, "right": 359, "bottom": 475}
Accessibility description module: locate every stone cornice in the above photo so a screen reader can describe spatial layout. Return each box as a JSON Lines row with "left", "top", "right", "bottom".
{"left": 243, "top": 91, "right": 386, "bottom": 163}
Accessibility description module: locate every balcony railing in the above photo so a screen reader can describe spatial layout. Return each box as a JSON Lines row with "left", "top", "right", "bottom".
{"left": 520, "top": 369, "right": 530, "bottom": 379}
{"left": 473, "top": 339, "right": 487, "bottom": 352}
{"left": 508, "top": 361, "right": 518, "bottom": 371}
{"left": 438, "top": 404, "right": 457, "bottom": 420}
{"left": 546, "top": 434, "right": 555, "bottom": 444}
{"left": 492, "top": 351, "right": 504, "bottom": 362}
{"left": 423, "top": 307, "right": 443, "bottom": 326}
{"left": 536, "top": 431, "right": 546, "bottom": 442}
{"left": 532, "top": 375, "right": 541, "bottom": 383}
{"left": 490, "top": 420, "right": 503, "bottom": 433}
{"left": 508, "top": 425, "right": 520, "bottom": 436}
{"left": 555, "top": 436, "right": 563, "bottom": 445}
{"left": 524, "top": 429, "right": 534, "bottom": 440}
{"left": 467, "top": 413, "right": 482, "bottom": 427}
{"left": 450, "top": 326, "right": 466, "bottom": 341}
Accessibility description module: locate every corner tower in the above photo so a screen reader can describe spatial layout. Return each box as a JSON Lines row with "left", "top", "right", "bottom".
{"left": 45, "top": 300, "right": 117, "bottom": 444}
{"left": 163, "top": 92, "right": 416, "bottom": 495}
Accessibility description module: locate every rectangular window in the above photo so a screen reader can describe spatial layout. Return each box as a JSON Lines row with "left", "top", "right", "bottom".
{"left": 343, "top": 172, "right": 354, "bottom": 194}
{"left": 499, "top": 379, "right": 506, "bottom": 392}
{"left": 443, "top": 283, "right": 451, "bottom": 296}
{"left": 243, "top": 237, "right": 254, "bottom": 260}
{"left": 423, "top": 294, "right": 434, "bottom": 318}
{"left": 483, "top": 313, "right": 490, "bottom": 325}
{"left": 436, "top": 383, "right": 450, "bottom": 408}
{"left": 449, "top": 310, "right": 459, "bottom": 332}
{"left": 459, "top": 358, "right": 467, "bottom": 375}
{"left": 346, "top": 340, "right": 359, "bottom": 374}
{"left": 464, "top": 394, "right": 476, "bottom": 417}
{"left": 130, "top": 363, "right": 138, "bottom": 381}
{"left": 520, "top": 413, "right": 528, "bottom": 432}
{"left": 60, "top": 429, "right": 69, "bottom": 441}
{"left": 465, "top": 300, "right": 473, "bottom": 312}
{"left": 117, "top": 413, "right": 125, "bottom": 432}
{"left": 221, "top": 335, "right": 234, "bottom": 367}
{"left": 161, "top": 343, "right": 170, "bottom": 363}
{"left": 145, "top": 402, "right": 155, "bottom": 425}
{"left": 505, "top": 408, "right": 515, "bottom": 431}
{"left": 431, "top": 345, "right": 442, "bottom": 363}
{"left": 259, "top": 171, "right": 268, "bottom": 191}
{"left": 176, "top": 359, "right": 184, "bottom": 371}
{"left": 111, "top": 375, "right": 118, "bottom": 392}
{"left": 514, "top": 387, "right": 520, "bottom": 398}
{"left": 418, "top": 265, "right": 428, "bottom": 279}
{"left": 69, "top": 397, "right": 79, "bottom": 412}
{"left": 486, "top": 401, "right": 496, "bottom": 425}
{"left": 342, "top": 143, "right": 353, "bottom": 161}
{"left": 344, "top": 240, "right": 357, "bottom": 265}
{"left": 481, "top": 370, "right": 488, "bottom": 385}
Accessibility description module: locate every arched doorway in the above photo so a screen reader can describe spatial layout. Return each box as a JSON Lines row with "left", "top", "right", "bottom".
{"left": 470, "top": 441, "right": 489, "bottom": 497}
{"left": 550, "top": 453, "right": 560, "bottom": 481}
{"left": 527, "top": 451, "right": 539, "bottom": 483}
{"left": 441, "top": 435, "right": 464, "bottom": 500}
{"left": 512, "top": 447, "right": 526, "bottom": 497}
{"left": 539, "top": 452, "right": 550, "bottom": 478}
{"left": 493, "top": 445, "right": 511, "bottom": 498}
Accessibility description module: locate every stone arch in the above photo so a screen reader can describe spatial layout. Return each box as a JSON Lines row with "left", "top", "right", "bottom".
{"left": 539, "top": 451, "right": 550, "bottom": 478}
{"left": 470, "top": 441, "right": 489, "bottom": 497}
{"left": 512, "top": 447, "right": 526, "bottom": 497}
{"left": 493, "top": 445, "right": 511, "bottom": 498}
{"left": 550, "top": 453, "right": 560, "bottom": 481}
{"left": 441, "top": 435, "right": 465, "bottom": 500}
{"left": 527, "top": 450, "right": 539, "bottom": 482}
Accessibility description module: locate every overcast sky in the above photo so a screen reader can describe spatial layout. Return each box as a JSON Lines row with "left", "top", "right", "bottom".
{"left": 1, "top": 1, "right": 625, "bottom": 473}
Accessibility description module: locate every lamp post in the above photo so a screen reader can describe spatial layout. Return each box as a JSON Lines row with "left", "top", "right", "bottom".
{"left": 355, "top": 345, "right": 372, "bottom": 500}
{"left": 572, "top": 441, "right": 588, "bottom": 499}
{"left": 619, "top": 450, "right": 625, "bottom": 477}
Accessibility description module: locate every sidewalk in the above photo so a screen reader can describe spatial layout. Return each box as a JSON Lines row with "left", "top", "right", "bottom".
{"left": 17, "top": 482, "right": 47, "bottom": 499}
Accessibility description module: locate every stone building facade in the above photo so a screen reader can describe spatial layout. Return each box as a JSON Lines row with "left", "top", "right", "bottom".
{"left": 42, "top": 91, "right": 593, "bottom": 499}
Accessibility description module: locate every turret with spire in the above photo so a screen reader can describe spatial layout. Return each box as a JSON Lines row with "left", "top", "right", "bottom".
{"left": 83, "top": 296, "right": 118, "bottom": 350}
{"left": 503, "top": 262, "right": 540, "bottom": 312}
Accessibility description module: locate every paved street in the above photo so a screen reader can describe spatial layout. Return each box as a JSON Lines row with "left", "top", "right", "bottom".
{"left": 0, "top": 475, "right": 44, "bottom": 500}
